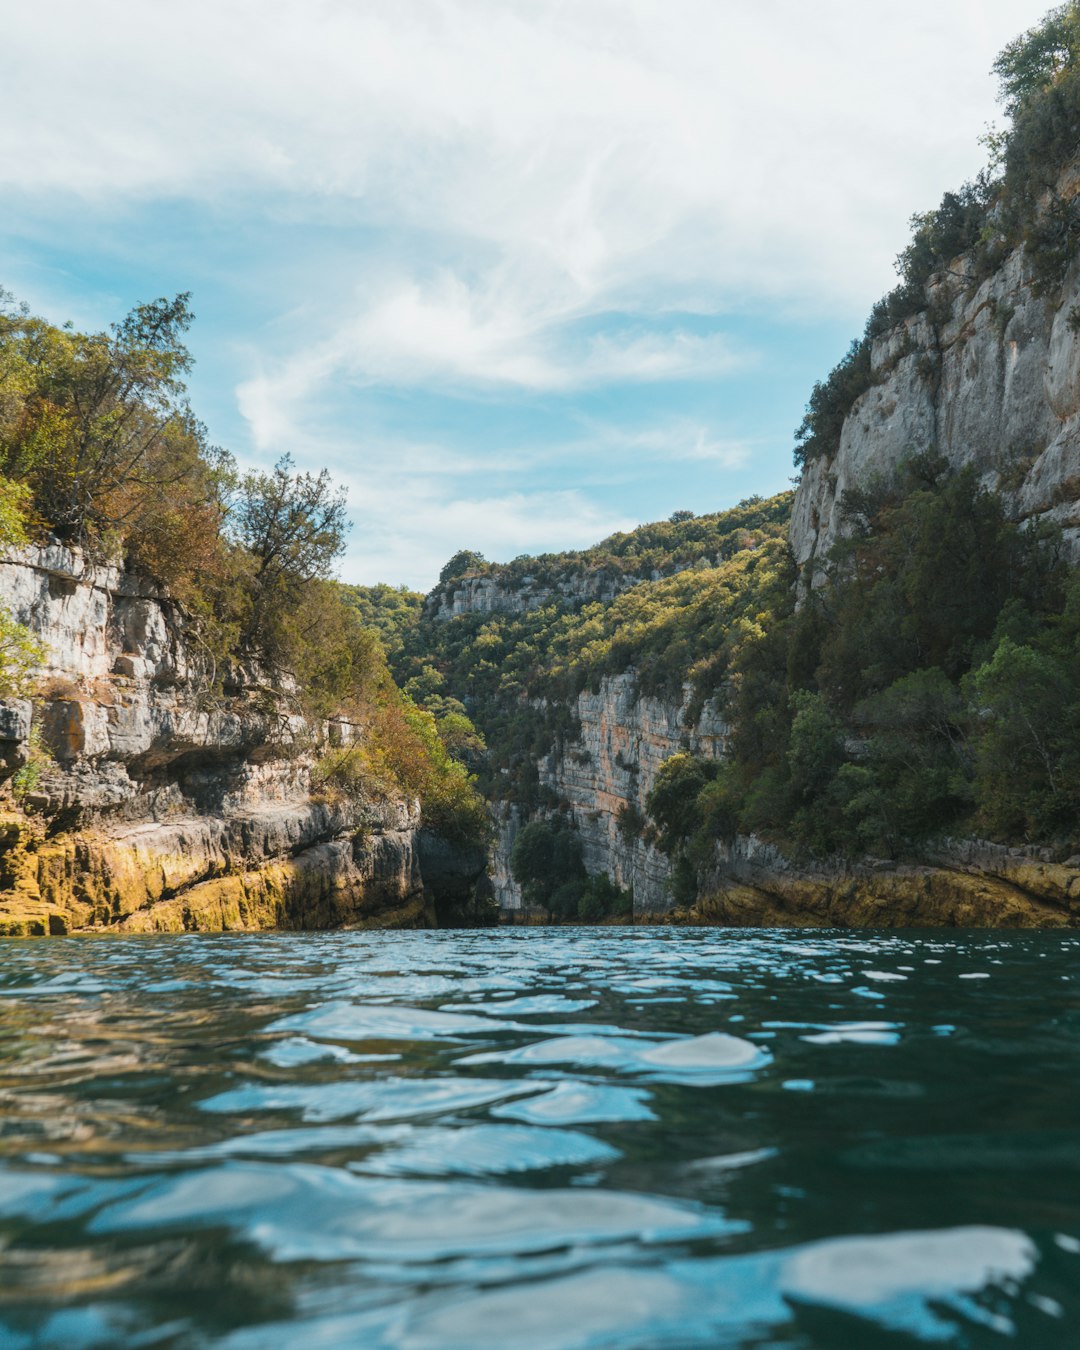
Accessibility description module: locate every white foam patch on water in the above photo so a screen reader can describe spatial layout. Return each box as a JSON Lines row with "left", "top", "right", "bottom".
{"left": 267, "top": 1224, "right": 1035, "bottom": 1349}
{"left": 89, "top": 1162, "right": 739, "bottom": 1262}
{"left": 259, "top": 1036, "right": 395, "bottom": 1067}
{"left": 460, "top": 1032, "right": 770, "bottom": 1084}
{"left": 780, "top": 1225, "right": 1037, "bottom": 1337}
{"left": 440, "top": 995, "right": 597, "bottom": 1015}
{"left": 639, "top": 1033, "right": 767, "bottom": 1073}
{"left": 685, "top": 1147, "right": 778, "bottom": 1174}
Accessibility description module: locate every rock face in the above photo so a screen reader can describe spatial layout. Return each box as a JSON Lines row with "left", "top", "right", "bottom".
{"left": 682, "top": 834, "right": 1080, "bottom": 929}
{"left": 492, "top": 671, "right": 728, "bottom": 915}
{"left": 425, "top": 568, "right": 649, "bottom": 622}
{"left": 790, "top": 246, "right": 1080, "bottom": 572}
{"left": 0, "top": 543, "right": 478, "bottom": 936}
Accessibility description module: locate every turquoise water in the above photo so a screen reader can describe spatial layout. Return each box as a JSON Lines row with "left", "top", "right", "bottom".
{"left": 0, "top": 929, "right": 1078, "bottom": 1348}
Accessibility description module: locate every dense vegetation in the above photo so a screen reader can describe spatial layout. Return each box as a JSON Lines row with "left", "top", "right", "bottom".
{"left": 647, "top": 457, "right": 1080, "bottom": 883}
{"left": 383, "top": 497, "right": 791, "bottom": 818}
{"left": 401, "top": 461, "right": 1080, "bottom": 911}
{"left": 0, "top": 290, "right": 486, "bottom": 846}
{"left": 510, "top": 818, "right": 632, "bottom": 922}
{"left": 795, "top": 2, "right": 1080, "bottom": 468}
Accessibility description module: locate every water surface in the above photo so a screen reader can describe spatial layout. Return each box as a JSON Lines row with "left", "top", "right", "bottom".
{"left": 0, "top": 928, "right": 1078, "bottom": 1347}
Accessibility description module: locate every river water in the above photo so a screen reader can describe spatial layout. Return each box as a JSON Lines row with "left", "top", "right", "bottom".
{"left": 0, "top": 929, "right": 1078, "bottom": 1348}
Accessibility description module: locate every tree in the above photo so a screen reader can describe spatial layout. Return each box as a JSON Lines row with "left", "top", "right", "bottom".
{"left": 1, "top": 292, "right": 200, "bottom": 544}
{"left": 993, "top": 3, "right": 1080, "bottom": 116}
{"left": 232, "top": 454, "right": 349, "bottom": 652}
{"left": 439, "top": 549, "right": 488, "bottom": 585}
{"left": 645, "top": 753, "right": 719, "bottom": 854}
{"left": 967, "top": 638, "right": 1080, "bottom": 838}
{"left": 234, "top": 454, "right": 349, "bottom": 591}
{"left": 0, "top": 475, "right": 45, "bottom": 697}
{"left": 510, "top": 818, "right": 586, "bottom": 918}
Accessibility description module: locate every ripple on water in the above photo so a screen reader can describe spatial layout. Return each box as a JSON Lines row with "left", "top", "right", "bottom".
{"left": 491, "top": 1081, "right": 656, "bottom": 1125}
{"left": 440, "top": 994, "right": 598, "bottom": 1015}
{"left": 87, "top": 1162, "right": 740, "bottom": 1262}
{"left": 213, "top": 1224, "right": 1037, "bottom": 1350}
{"left": 267, "top": 1001, "right": 516, "bottom": 1042}
{"left": 1, "top": 928, "right": 1077, "bottom": 1349}
{"left": 352, "top": 1123, "right": 620, "bottom": 1176}
{"left": 198, "top": 1075, "right": 542, "bottom": 1122}
{"left": 461, "top": 1031, "right": 771, "bottom": 1085}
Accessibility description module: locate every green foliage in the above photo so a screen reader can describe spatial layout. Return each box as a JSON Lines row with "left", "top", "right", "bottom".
{"left": 0, "top": 475, "right": 45, "bottom": 698}
{"left": 0, "top": 608, "right": 44, "bottom": 701}
{"left": 794, "top": 338, "right": 874, "bottom": 467}
{"left": 653, "top": 460, "right": 1079, "bottom": 862}
{"left": 389, "top": 496, "right": 792, "bottom": 822}
{"left": 232, "top": 454, "right": 350, "bottom": 666}
{"left": 993, "top": 3, "right": 1080, "bottom": 116}
{"left": 0, "top": 289, "right": 483, "bottom": 854}
{"left": 341, "top": 583, "right": 423, "bottom": 659}
{"left": 511, "top": 818, "right": 584, "bottom": 916}
{"left": 311, "top": 683, "right": 488, "bottom": 849}
{"left": 10, "top": 721, "right": 52, "bottom": 804}
{"left": 645, "top": 753, "right": 719, "bottom": 855}
{"left": 966, "top": 636, "right": 1080, "bottom": 838}
{"left": 0, "top": 289, "right": 235, "bottom": 582}
{"left": 0, "top": 475, "right": 29, "bottom": 550}
{"left": 509, "top": 818, "right": 630, "bottom": 920}
{"left": 616, "top": 800, "right": 646, "bottom": 844}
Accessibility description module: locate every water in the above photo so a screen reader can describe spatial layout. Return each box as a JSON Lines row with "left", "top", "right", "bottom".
{"left": 0, "top": 929, "right": 1078, "bottom": 1349}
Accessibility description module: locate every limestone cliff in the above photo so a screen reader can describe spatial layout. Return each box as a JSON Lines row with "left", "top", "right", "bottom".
{"left": 510, "top": 673, "right": 727, "bottom": 915}
{"left": 427, "top": 566, "right": 658, "bottom": 622}
{"left": 0, "top": 543, "right": 477, "bottom": 936}
{"left": 790, "top": 244, "right": 1080, "bottom": 572}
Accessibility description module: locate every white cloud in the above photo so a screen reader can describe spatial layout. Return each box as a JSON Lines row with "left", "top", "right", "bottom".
{"left": 1, "top": 0, "right": 1055, "bottom": 583}
{"left": 1, "top": 1, "right": 1052, "bottom": 316}
{"left": 235, "top": 268, "right": 748, "bottom": 445}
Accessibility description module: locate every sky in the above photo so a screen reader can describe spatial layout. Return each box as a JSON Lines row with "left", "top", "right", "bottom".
{"left": 0, "top": 0, "right": 1055, "bottom": 590}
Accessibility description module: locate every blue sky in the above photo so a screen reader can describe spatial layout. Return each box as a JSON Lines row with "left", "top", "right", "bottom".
{"left": 0, "top": 0, "right": 1053, "bottom": 589}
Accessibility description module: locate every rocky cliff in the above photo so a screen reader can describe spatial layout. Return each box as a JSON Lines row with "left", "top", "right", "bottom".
{"left": 790, "top": 245, "right": 1080, "bottom": 573}
{"left": 426, "top": 567, "right": 653, "bottom": 622}
{"left": 491, "top": 673, "right": 728, "bottom": 914}
{"left": 487, "top": 657, "right": 1078, "bottom": 928}
{"left": 0, "top": 544, "right": 478, "bottom": 936}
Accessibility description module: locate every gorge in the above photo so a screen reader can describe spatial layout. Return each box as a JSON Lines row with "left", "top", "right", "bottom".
{"left": 6, "top": 6, "right": 1080, "bottom": 933}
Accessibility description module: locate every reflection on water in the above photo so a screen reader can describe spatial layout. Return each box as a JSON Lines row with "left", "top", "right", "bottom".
{"left": 0, "top": 928, "right": 1078, "bottom": 1348}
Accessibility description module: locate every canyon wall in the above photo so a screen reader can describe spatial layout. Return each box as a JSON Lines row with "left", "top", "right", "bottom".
{"left": 425, "top": 568, "right": 649, "bottom": 621}
{"left": 0, "top": 544, "right": 477, "bottom": 936}
{"left": 493, "top": 673, "right": 728, "bottom": 915}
